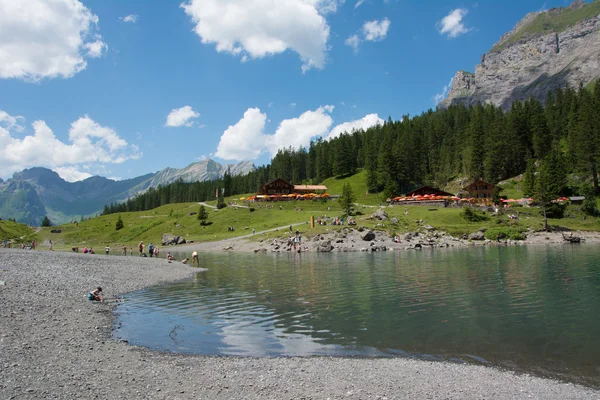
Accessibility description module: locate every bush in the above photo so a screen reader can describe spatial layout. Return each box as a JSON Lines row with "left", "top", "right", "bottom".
{"left": 461, "top": 207, "right": 489, "bottom": 222}
{"left": 580, "top": 185, "right": 597, "bottom": 216}
{"left": 484, "top": 227, "right": 526, "bottom": 241}
{"left": 115, "top": 215, "right": 124, "bottom": 231}
{"left": 544, "top": 202, "right": 566, "bottom": 219}
{"left": 249, "top": 207, "right": 255, "bottom": 212}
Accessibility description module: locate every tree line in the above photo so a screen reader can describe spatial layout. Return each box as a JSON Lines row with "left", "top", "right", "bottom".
{"left": 102, "top": 83, "right": 600, "bottom": 216}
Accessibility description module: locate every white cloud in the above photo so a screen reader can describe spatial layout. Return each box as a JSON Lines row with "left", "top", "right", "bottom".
{"left": 345, "top": 18, "right": 390, "bottom": 52}
{"left": 362, "top": 18, "right": 391, "bottom": 41}
{"left": 0, "top": 110, "right": 140, "bottom": 179}
{"left": 290, "top": 103, "right": 297, "bottom": 108}
{"left": 269, "top": 106, "right": 334, "bottom": 154}
{"left": 215, "top": 106, "right": 334, "bottom": 160}
{"left": 437, "top": 9, "right": 470, "bottom": 38}
{"left": 121, "top": 14, "right": 138, "bottom": 23}
{"left": 215, "top": 108, "right": 269, "bottom": 160}
{"left": 0, "top": 0, "right": 107, "bottom": 81}
{"left": 345, "top": 34, "right": 361, "bottom": 53}
{"left": 53, "top": 166, "right": 92, "bottom": 182}
{"left": 180, "top": 0, "right": 338, "bottom": 72}
{"left": 327, "top": 113, "right": 383, "bottom": 140}
{"left": 0, "top": 110, "right": 25, "bottom": 132}
{"left": 355, "top": 0, "right": 365, "bottom": 8}
{"left": 216, "top": 107, "right": 384, "bottom": 161}
{"left": 433, "top": 77, "right": 454, "bottom": 105}
{"left": 165, "top": 106, "right": 200, "bottom": 127}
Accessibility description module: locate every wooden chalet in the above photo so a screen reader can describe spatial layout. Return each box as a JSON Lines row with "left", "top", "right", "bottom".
{"left": 257, "top": 178, "right": 294, "bottom": 195}
{"left": 405, "top": 186, "right": 454, "bottom": 197}
{"left": 294, "top": 184, "right": 328, "bottom": 194}
{"left": 462, "top": 179, "right": 495, "bottom": 199}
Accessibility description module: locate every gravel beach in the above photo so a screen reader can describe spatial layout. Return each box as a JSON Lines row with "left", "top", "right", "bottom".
{"left": 1, "top": 248, "right": 598, "bottom": 399}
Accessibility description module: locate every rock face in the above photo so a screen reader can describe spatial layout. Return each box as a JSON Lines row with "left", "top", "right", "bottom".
{"left": 440, "top": 0, "right": 600, "bottom": 110}
{"left": 162, "top": 234, "right": 186, "bottom": 246}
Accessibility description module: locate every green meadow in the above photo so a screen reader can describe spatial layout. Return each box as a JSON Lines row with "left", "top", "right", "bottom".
{"left": 3, "top": 170, "right": 598, "bottom": 251}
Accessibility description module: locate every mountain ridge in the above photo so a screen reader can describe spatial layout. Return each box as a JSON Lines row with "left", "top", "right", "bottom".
{"left": 0, "top": 160, "right": 255, "bottom": 226}
{"left": 440, "top": 0, "right": 600, "bottom": 109}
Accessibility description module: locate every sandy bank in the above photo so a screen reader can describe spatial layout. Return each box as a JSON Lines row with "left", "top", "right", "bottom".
{"left": 1, "top": 249, "right": 598, "bottom": 399}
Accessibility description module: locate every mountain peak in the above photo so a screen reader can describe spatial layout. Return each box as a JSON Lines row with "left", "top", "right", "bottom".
{"left": 440, "top": 0, "right": 600, "bottom": 110}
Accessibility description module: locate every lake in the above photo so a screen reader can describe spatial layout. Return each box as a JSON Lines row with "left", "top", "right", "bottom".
{"left": 113, "top": 245, "right": 600, "bottom": 387}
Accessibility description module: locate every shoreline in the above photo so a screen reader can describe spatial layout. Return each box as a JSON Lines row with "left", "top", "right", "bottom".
{"left": 176, "top": 228, "right": 600, "bottom": 254}
{"left": 1, "top": 248, "right": 598, "bottom": 399}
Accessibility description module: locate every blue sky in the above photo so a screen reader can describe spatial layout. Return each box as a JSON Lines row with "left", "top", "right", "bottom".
{"left": 0, "top": 0, "right": 576, "bottom": 182}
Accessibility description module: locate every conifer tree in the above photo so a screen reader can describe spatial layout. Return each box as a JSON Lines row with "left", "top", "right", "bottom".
{"left": 197, "top": 205, "right": 209, "bottom": 225}
{"left": 115, "top": 215, "right": 124, "bottom": 231}
{"left": 338, "top": 183, "right": 356, "bottom": 217}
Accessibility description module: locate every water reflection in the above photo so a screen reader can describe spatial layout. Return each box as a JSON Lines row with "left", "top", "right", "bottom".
{"left": 114, "top": 245, "right": 600, "bottom": 387}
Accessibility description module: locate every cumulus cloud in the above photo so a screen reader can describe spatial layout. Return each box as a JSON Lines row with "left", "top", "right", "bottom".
{"left": 165, "top": 105, "right": 201, "bottom": 127}
{"left": 215, "top": 108, "right": 269, "bottom": 160}
{"left": 327, "top": 113, "right": 383, "bottom": 140}
{"left": 345, "top": 18, "right": 390, "bottom": 52}
{"left": 433, "top": 77, "right": 454, "bottom": 105}
{"left": 216, "top": 106, "right": 383, "bottom": 161}
{"left": 437, "top": 9, "right": 470, "bottom": 38}
{"left": 0, "top": 0, "right": 107, "bottom": 81}
{"left": 0, "top": 110, "right": 140, "bottom": 180}
{"left": 180, "top": 0, "right": 337, "bottom": 72}
{"left": 120, "top": 14, "right": 138, "bottom": 23}
{"left": 269, "top": 105, "right": 334, "bottom": 154}
{"left": 215, "top": 106, "right": 335, "bottom": 160}
{"left": 362, "top": 18, "right": 391, "bottom": 41}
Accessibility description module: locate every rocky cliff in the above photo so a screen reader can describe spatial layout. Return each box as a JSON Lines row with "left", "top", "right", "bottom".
{"left": 440, "top": 0, "right": 600, "bottom": 109}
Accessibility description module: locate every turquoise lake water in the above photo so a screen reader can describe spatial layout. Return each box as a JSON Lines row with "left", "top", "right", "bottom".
{"left": 113, "top": 245, "right": 600, "bottom": 387}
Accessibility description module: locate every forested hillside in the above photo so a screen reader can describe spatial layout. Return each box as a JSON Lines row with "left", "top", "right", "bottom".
{"left": 103, "top": 83, "right": 600, "bottom": 215}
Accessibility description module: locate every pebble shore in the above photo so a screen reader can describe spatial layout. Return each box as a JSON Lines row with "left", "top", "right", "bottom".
{"left": 1, "top": 248, "right": 598, "bottom": 399}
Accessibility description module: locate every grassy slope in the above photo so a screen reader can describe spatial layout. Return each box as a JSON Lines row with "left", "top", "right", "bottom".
{"left": 491, "top": 1, "right": 600, "bottom": 52}
{"left": 32, "top": 169, "right": 600, "bottom": 251}
{"left": 0, "top": 220, "right": 36, "bottom": 243}
{"left": 321, "top": 169, "right": 382, "bottom": 206}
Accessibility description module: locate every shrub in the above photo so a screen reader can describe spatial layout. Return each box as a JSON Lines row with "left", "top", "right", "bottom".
{"left": 544, "top": 202, "right": 565, "bottom": 219}
{"left": 115, "top": 215, "right": 124, "bottom": 231}
{"left": 461, "top": 207, "right": 489, "bottom": 222}
{"left": 484, "top": 227, "right": 526, "bottom": 241}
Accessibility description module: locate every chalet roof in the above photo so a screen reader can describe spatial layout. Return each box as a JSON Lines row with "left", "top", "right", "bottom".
{"left": 462, "top": 179, "right": 495, "bottom": 191}
{"left": 294, "top": 184, "right": 328, "bottom": 191}
{"left": 405, "top": 185, "right": 454, "bottom": 197}
{"left": 264, "top": 178, "right": 293, "bottom": 186}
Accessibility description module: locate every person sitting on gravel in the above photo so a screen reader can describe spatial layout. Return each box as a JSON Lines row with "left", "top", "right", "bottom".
{"left": 167, "top": 252, "right": 175, "bottom": 261}
{"left": 88, "top": 287, "right": 103, "bottom": 302}
{"left": 181, "top": 258, "right": 189, "bottom": 264}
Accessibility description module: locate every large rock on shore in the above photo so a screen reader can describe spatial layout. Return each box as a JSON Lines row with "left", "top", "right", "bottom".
{"left": 361, "top": 230, "right": 376, "bottom": 241}
{"left": 316, "top": 240, "right": 334, "bottom": 252}
{"left": 162, "top": 233, "right": 186, "bottom": 245}
{"left": 469, "top": 231, "right": 486, "bottom": 241}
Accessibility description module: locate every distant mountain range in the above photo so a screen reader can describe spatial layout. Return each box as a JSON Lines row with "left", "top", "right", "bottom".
{"left": 0, "top": 159, "right": 255, "bottom": 226}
